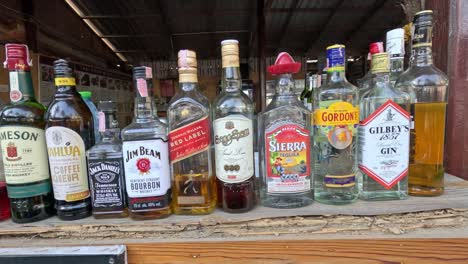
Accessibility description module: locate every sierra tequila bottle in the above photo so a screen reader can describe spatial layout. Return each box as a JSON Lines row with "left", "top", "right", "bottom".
{"left": 168, "top": 50, "right": 216, "bottom": 214}
{"left": 359, "top": 52, "right": 411, "bottom": 200}
{"left": 259, "top": 52, "right": 313, "bottom": 208}
{"left": 395, "top": 10, "right": 448, "bottom": 196}
{"left": 313, "top": 45, "right": 359, "bottom": 205}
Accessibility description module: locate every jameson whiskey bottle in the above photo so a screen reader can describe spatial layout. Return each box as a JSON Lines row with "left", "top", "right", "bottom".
{"left": 87, "top": 101, "right": 127, "bottom": 218}
{"left": 213, "top": 40, "right": 256, "bottom": 213}
{"left": 395, "top": 10, "right": 448, "bottom": 196}
{"left": 0, "top": 44, "right": 54, "bottom": 223}
{"left": 359, "top": 52, "right": 411, "bottom": 200}
{"left": 122, "top": 67, "right": 171, "bottom": 220}
{"left": 313, "top": 45, "right": 359, "bottom": 205}
{"left": 259, "top": 52, "right": 313, "bottom": 209}
{"left": 45, "top": 59, "right": 94, "bottom": 220}
{"left": 168, "top": 50, "right": 216, "bottom": 215}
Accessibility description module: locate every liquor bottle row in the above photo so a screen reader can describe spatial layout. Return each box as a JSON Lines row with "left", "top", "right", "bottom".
{"left": 0, "top": 10, "right": 447, "bottom": 223}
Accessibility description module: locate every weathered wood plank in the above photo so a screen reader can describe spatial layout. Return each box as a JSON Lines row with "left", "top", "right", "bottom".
{"left": 126, "top": 239, "right": 468, "bottom": 264}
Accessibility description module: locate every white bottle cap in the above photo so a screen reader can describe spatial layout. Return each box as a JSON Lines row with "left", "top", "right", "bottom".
{"left": 386, "top": 28, "right": 405, "bottom": 56}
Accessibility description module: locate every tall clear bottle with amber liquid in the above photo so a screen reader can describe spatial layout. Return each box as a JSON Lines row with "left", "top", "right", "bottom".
{"left": 395, "top": 10, "right": 448, "bottom": 196}
{"left": 213, "top": 40, "right": 256, "bottom": 213}
{"left": 168, "top": 50, "right": 216, "bottom": 214}
{"left": 122, "top": 67, "right": 171, "bottom": 219}
{"left": 0, "top": 44, "right": 54, "bottom": 223}
{"left": 45, "top": 59, "right": 94, "bottom": 220}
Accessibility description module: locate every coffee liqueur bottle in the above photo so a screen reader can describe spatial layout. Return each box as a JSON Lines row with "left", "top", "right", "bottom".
{"left": 168, "top": 50, "right": 216, "bottom": 215}
{"left": 313, "top": 45, "right": 359, "bottom": 205}
{"left": 213, "top": 40, "right": 256, "bottom": 213}
{"left": 259, "top": 52, "right": 313, "bottom": 209}
{"left": 122, "top": 67, "right": 171, "bottom": 220}
{"left": 395, "top": 10, "right": 448, "bottom": 196}
{"left": 87, "top": 101, "right": 127, "bottom": 218}
{"left": 359, "top": 52, "right": 411, "bottom": 200}
{"left": 0, "top": 44, "right": 55, "bottom": 223}
{"left": 45, "top": 59, "right": 94, "bottom": 220}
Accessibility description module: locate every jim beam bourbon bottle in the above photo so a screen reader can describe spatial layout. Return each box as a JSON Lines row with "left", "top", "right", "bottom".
{"left": 0, "top": 44, "right": 54, "bottom": 223}
{"left": 45, "top": 59, "right": 94, "bottom": 220}
{"left": 168, "top": 50, "right": 216, "bottom": 214}
{"left": 213, "top": 40, "right": 256, "bottom": 213}
{"left": 122, "top": 66, "right": 171, "bottom": 220}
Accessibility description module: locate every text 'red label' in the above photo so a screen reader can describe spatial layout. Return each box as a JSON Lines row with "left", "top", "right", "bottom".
{"left": 169, "top": 117, "right": 211, "bottom": 163}
{"left": 265, "top": 123, "right": 311, "bottom": 194}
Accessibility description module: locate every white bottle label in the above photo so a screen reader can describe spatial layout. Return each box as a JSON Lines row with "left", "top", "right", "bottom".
{"left": 214, "top": 115, "right": 254, "bottom": 183}
{"left": 46, "top": 127, "right": 90, "bottom": 202}
{"left": 123, "top": 139, "right": 171, "bottom": 198}
{"left": 358, "top": 100, "right": 410, "bottom": 189}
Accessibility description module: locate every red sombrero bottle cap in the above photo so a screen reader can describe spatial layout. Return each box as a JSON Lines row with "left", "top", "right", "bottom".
{"left": 267, "top": 52, "right": 301, "bottom": 75}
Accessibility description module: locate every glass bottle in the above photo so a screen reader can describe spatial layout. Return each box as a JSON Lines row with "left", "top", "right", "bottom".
{"left": 80, "top": 91, "right": 100, "bottom": 144}
{"left": 213, "top": 40, "right": 256, "bottom": 213}
{"left": 0, "top": 44, "right": 54, "bottom": 223}
{"left": 300, "top": 73, "right": 312, "bottom": 109}
{"left": 313, "top": 44, "right": 359, "bottom": 205}
{"left": 0, "top": 98, "right": 8, "bottom": 221}
{"left": 386, "top": 28, "right": 406, "bottom": 86}
{"left": 358, "top": 43, "right": 384, "bottom": 98}
{"left": 45, "top": 59, "right": 94, "bottom": 220}
{"left": 168, "top": 50, "right": 216, "bottom": 214}
{"left": 395, "top": 10, "right": 448, "bottom": 196}
{"left": 259, "top": 52, "right": 313, "bottom": 208}
{"left": 359, "top": 52, "right": 411, "bottom": 200}
{"left": 122, "top": 66, "right": 171, "bottom": 219}
{"left": 87, "top": 101, "right": 128, "bottom": 218}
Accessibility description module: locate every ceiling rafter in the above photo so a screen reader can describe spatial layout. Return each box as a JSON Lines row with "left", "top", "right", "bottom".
{"left": 275, "top": 0, "right": 301, "bottom": 53}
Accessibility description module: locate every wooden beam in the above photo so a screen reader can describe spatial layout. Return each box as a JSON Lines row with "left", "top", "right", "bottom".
{"left": 126, "top": 239, "right": 468, "bottom": 263}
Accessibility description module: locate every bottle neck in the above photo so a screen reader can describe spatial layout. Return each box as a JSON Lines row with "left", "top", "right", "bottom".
{"left": 54, "top": 75, "right": 79, "bottom": 95}
{"left": 100, "top": 111, "right": 119, "bottom": 142}
{"left": 275, "top": 74, "right": 296, "bottom": 95}
{"left": 133, "top": 78, "right": 156, "bottom": 121}
{"left": 179, "top": 82, "right": 198, "bottom": 93}
{"left": 410, "top": 23, "right": 433, "bottom": 67}
{"left": 221, "top": 66, "right": 242, "bottom": 93}
{"left": 8, "top": 69, "right": 36, "bottom": 102}
{"left": 410, "top": 46, "right": 433, "bottom": 67}
{"left": 327, "top": 70, "right": 347, "bottom": 83}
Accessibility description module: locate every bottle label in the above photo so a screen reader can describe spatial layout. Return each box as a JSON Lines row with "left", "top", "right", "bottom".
{"left": 88, "top": 158, "right": 125, "bottom": 209}
{"left": 214, "top": 115, "right": 254, "bottom": 183}
{"left": 8, "top": 71, "right": 34, "bottom": 102}
{"left": 265, "top": 123, "right": 311, "bottom": 194}
{"left": 123, "top": 139, "right": 171, "bottom": 211}
{"left": 358, "top": 100, "right": 410, "bottom": 189}
{"left": 326, "top": 45, "right": 345, "bottom": 72}
{"left": 176, "top": 173, "right": 207, "bottom": 205}
{"left": 169, "top": 116, "right": 211, "bottom": 163}
{"left": 55, "top": 77, "right": 76, "bottom": 86}
{"left": 46, "top": 127, "right": 90, "bottom": 202}
{"left": 325, "top": 174, "right": 356, "bottom": 187}
{"left": 0, "top": 126, "right": 51, "bottom": 198}
{"left": 314, "top": 101, "right": 359, "bottom": 149}
{"left": 412, "top": 22, "right": 432, "bottom": 48}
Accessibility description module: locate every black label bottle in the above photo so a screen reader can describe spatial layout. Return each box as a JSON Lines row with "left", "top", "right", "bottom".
{"left": 45, "top": 59, "right": 94, "bottom": 220}
{"left": 0, "top": 44, "right": 55, "bottom": 223}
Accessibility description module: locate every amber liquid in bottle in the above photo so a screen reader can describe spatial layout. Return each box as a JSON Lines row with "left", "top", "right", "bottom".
{"left": 409, "top": 102, "right": 446, "bottom": 195}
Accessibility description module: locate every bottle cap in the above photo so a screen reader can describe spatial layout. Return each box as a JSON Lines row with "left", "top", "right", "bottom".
{"left": 79, "top": 91, "right": 92, "bottom": 99}
{"left": 133, "top": 66, "right": 152, "bottom": 79}
{"left": 369, "top": 42, "right": 384, "bottom": 54}
{"left": 371, "top": 52, "right": 390, "bottom": 74}
{"left": 326, "top": 44, "right": 345, "bottom": 72}
{"left": 267, "top": 52, "right": 301, "bottom": 75}
{"left": 177, "top": 50, "right": 197, "bottom": 69}
{"left": 386, "top": 28, "right": 405, "bottom": 56}
{"left": 4, "top": 44, "right": 31, "bottom": 71}
{"left": 221, "top": 39, "right": 239, "bottom": 68}
{"left": 414, "top": 10, "right": 433, "bottom": 25}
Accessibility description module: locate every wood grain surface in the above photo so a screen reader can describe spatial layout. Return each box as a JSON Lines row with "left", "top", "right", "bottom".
{"left": 127, "top": 239, "right": 468, "bottom": 264}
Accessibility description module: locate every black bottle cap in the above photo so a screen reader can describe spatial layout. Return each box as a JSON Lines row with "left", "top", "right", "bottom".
{"left": 133, "top": 66, "right": 152, "bottom": 80}
{"left": 53, "top": 59, "right": 73, "bottom": 77}
{"left": 413, "top": 10, "right": 433, "bottom": 26}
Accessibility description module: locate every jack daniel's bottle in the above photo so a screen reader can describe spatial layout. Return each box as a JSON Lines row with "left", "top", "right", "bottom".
{"left": 0, "top": 44, "right": 54, "bottom": 223}
{"left": 45, "top": 59, "right": 94, "bottom": 220}
{"left": 122, "top": 67, "right": 171, "bottom": 220}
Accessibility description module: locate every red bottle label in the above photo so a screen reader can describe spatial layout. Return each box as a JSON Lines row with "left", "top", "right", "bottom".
{"left": 265, "top": 123, "right": 311, "bottom": 194}
{"left": 169, "top": 116, "right": 211, "bottom": 163}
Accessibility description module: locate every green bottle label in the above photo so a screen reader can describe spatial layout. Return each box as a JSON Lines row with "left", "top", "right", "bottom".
{"left": 9, "top": 71, "right": 35, "bottom": 102}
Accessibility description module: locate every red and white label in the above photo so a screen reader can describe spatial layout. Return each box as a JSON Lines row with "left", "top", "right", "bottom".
{"left": 169, "top": 116, "right": 211, "bottom": 163}
{"left": 136, "top": 78, "right": 148, "bottom": 97}
{"left": 358, "top": 100, "right": 410, "bottom": 189}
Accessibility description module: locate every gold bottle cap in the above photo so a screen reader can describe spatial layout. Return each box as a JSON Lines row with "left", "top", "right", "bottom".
{"left": 221, "top": 39, "right": 239, "bottom": 68}
{"left": 177, "top": 49, "right": 197, "bottom": 68}
{"left": 371, "top": 52, "right": 390, "bottom": 74}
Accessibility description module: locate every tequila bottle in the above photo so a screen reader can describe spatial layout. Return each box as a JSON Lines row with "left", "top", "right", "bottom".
{"left": 259, "top": 52, "right": 313, "bottom": 208}
{"left": 395, "top": 10, "right": 448, "bottom": 196}
{"left": 0, "top": 44, "right": 54, "bottom": 223}
{"left": 213, "top": 40, "right": 256, "bottom": 213}
{"left": 122, "top": 66, "right": 171, "bottom": 219}
{"left": 46, "top": 59, "right": 94, "bottom": 220}
{"left": 359, "top": 52, "right": 411, "bottom": 200}
{"left": 87, "top": 101, "right": 128, "bottom": 218}
{"left": 386, "top": 28, "right": 406, "bottom": 86}
{"left": 313, "top": 45, "right": 359, "bottom": 205}
{"left": 168, "top": 50, "right": 216, "bottom": 215}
